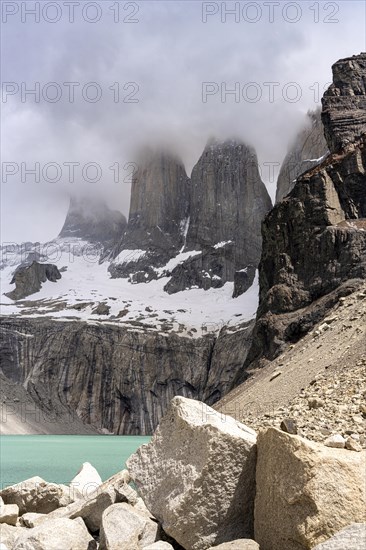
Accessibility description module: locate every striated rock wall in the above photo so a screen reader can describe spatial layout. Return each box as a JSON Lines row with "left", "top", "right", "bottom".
{"left": 276, "top": 109, "right": 328, "bottom": 203}
{"left": 322, "top": 53, "right": 366, "bottom": 153}
{"left": 0, "top": 317, "right": 254, "bottom": 435}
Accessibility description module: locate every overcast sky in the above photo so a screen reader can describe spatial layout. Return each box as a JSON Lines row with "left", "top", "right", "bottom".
{"left": 1, "top": 0, "right": 365, "bottom": 242}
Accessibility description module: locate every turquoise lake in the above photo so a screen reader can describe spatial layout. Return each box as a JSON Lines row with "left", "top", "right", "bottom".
{"left": 0, "top": 435, "right": 150, "bottom": 489}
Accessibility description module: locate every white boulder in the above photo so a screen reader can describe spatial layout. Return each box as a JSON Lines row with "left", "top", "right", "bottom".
{"left": 13, "top": 517, "right": 96, "bottom": 549}
{"left": 127, "top": 396, "right": 257, "bottom": 550}
{"left": 254, "top": 428, "right": 366, "bottom": 549}
{"left": 70, "top": 462, "right": 102, "bottom": 498}
{"left": 0, "top": 476, "right": 73, "bottom": 514}
{"left": 0, "top": 498, "right": 19, "bottom": 526}
{"left": 0, "top": 523, "right": 20, "bottom": 548}
{"left": 312, "top": 523, "right": 366, "bottom": 549}
{"left": 19, "top": 512, "right": 47, "bottom": 528}
{"left": 48, "top": 469, "right": 138, "bottom": 532}
{"left": 99, "top": 502, "right": 158, "bottom": 550}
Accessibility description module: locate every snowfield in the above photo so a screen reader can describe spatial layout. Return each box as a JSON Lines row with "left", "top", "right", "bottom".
{"left": 0, "top": 239, "right": 259, "bottom": 337}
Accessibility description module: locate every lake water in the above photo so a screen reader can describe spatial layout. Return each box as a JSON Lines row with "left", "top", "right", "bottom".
{"left": 0, "top": 435, "right": 150, "bottom": 489}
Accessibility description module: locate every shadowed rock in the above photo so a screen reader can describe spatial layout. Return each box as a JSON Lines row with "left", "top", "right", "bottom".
{"left": 5, "top": 262, "right": 61, "bottom": 301}
{"left": 234, "top": 54, "right": 366, "bottom": 380}
{"left": 276, "top": 109, "right": 328, "bottom": 203}
{"left": 59, "top": 195, "right": 126, "bottom": 246}
{"left": 322, "top": 53, "right": 366, "bottom": 152}
{"left": 109, "top": 149, "right": 190, "bottom": 281}
{"left": 166, "top": 139, "right": 272, "bottom": 295}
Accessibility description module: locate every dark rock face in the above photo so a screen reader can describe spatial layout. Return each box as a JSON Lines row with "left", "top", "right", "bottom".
{"left": 59, "top": 196, "right": 126, "bottom": 247}
{"left": 236, "top": 54, "right": 366, "bottom": 380}
{"left": 5, "top": 261, "right": 61, "bottom": 301}
{"left": 276, "top": 109, "right": 328, "bottom": 203}
{"left": 109, "top": 151, "right": 190, "bottom": 280}
{"left": 0, "top": 317, "right": 254, "bottom": 434}
{"left": 167, "top": 140, "right": 272, "bottom": 294}
{"left": 322, "top": 53, "right": 366, "bottom": 153}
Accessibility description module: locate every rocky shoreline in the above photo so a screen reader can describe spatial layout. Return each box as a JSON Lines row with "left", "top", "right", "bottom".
{"left": 0, "top": 396, "right": 365, "bottom": 550}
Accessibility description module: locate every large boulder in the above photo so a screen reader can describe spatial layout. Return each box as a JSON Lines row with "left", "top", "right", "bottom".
{"left": 127, "top": 396, "right": 257, "bottom": 550}
{"left": 5, "top": 262, "right": 61, "bottom": 300}
{"left": 0, "top": 477, "right": 73, "bottom": 515}
{"left": 0, "top": 502, "right": 18, "bottom": 526}
{"left": 0, "top": 523, "right": 21, "bottom": 548}
{"left": 70, "top": 462, "right": 102, "bottom": 497}
{"left": 254, "top": 428, "right": 366, "bottom": 550}
{"left": 48, "top": 469, "right": 137, "bottom": 532}
{"left": 312, "top": 523, "right": 366, "bottom": 549}
{"left": 19, "top": 512, "right": 47, "bottom": 528}
{"left": 13, "top": 517, "right": 96, "bottom": 549}
{"left": 99, "top": 502, "right": 158, "bottom": 550}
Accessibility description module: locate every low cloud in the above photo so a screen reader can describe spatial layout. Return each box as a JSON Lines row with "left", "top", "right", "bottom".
{"left": 1, "top": 0, "right": 365, "bottom": 241}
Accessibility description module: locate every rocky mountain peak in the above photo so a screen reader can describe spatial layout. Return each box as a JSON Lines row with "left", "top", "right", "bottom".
{"left": 322, "top": 52, "right": 366, "bottom": 152}
{"left": 276, "top": 108, "right": 328, "bottom": 203}
{"left": 235, "top": 54, "right": 366, "bottom": 380}
{"left": 163, "top": 138, "right": 272, "bottom": 295}
{"left": 109, "top": 148, "right": 190, "bottom": 280}
{"left": 128, "top": 148, "right": 190, "bottom": 241}
{"left": 59, "top": 195, "right": 127, "bottom": 245}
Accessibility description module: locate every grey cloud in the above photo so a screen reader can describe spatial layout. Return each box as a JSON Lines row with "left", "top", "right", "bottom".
{"left": 1, "top": 0, "right": 365, "bottom": 241}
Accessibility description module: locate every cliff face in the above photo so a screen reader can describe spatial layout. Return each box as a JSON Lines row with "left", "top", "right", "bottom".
{"left": 276, "top": 109, "right": 328, "bottom": 203}
{"left": 59, "top": 196, "right": 127, "bottom": 248}
{"left": 165, "top": 140, "right": 272, "bottom": 295}
{"left": 322, "top": 53, "right": 366, "bottom": 152}
{"left": 109, "top": 151, "right": 190, "bottom": 280}
{"left": 237, "top": 53, "right": 366, "bottom": 379}
{"left": 0, "top": 317, "right": 254, "bottom": 435}
{"left": 108, "top": 140, "right": 271, "bottom": 296}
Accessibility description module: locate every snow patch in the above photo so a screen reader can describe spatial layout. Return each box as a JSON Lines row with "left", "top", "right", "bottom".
{"left": 213, "top": 240, "right": 232, "bottom": 249}
{"left": 113, "top": 249, "right": 146, "bottom": 265}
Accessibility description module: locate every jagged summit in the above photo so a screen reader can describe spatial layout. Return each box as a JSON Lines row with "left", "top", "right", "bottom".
{"left": 322, "top": 52, "right": 366, "bottom": 152}
{"left": 276, "top": 109, "right": 328, "bottom": 203}
{"left": 59, "top": 195, "right": 127, "bottom": 245}
{"left": 235, "top": 52, "right": 366, "bottom": 381}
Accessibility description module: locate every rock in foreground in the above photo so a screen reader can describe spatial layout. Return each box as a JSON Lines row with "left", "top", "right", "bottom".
{"left": 312, "top": 523, "right": 366, "bottom": 549}
{"left": 48, "top": 469, "right": 137, "bottom": 532}
{"left": 127, "top": 396, "right": 257, "bottom": 550}
{"left": 13, "top": 517, "right": 96, "bottom": 550}
{"left": 0, "top": 477, "right": 72, "bottom": 515}
{"left": 254, "top": 428, "right": 366, "bottom": 550}
{"left": 99, "top": 502, "right": 158, "bottom": 550}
